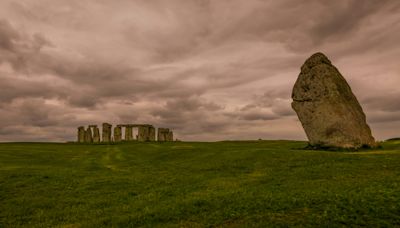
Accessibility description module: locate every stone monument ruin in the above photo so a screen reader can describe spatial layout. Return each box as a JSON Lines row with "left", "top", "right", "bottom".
{"left": 77, "top": 126, "right": 85, "bottom": 143}
{"left": 77, "top": 123, "right": 174, "bottom": 143}
{"left": 84, "top": 126, "right": 93, "bottom": 143}
{"left": 157, "top": 128, "right": 173, "bottom": 142}
{"left": 114, "top": 125, "right": 122, "bottom": 142}
{"left": 102, "top": 123, "right": 112, "bottom": 143}
{"left": 90, "top": 125, "right": 100, "bottom": 143}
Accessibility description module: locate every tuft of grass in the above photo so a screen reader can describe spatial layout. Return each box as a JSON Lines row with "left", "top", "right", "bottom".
{"left": 1, "top": 140, "right": 400, "bottom": 227}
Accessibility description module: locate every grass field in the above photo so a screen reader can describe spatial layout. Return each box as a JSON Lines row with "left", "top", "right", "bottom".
{"left": 1, "top": 140, "right": 400, "bottom": 227}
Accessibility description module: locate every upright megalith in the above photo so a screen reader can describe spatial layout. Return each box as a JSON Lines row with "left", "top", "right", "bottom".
{"left": 291, "top": 52, "right": 376, "bottom": 149}
{"left": 84, "top": 127, "right": 93, "bottom": 143}
{"left": 157, "top": 128, "right": 168, "bottom": 141}
{"left": 102, "top": 123, "right": 112, "bottom": 143}
{"left": 149, "top": 126, "right": 156, "bottom": 141}
{"left": 167, "top": 131, "right": 173, "bottom": 142}
{"left": 77, "top": 126, "right": 85, "bottom": 143}
{"left": 157, "top": 128, "right": 173, "bottom": 142}
{"left": 125, "top": 125, "right": 133, "bottom": 141}
{"left": 91, "top": 125, "right": 100, "bottom": 143}
{"left": 138, "top": 125, "right": 151, "bottom": 141}
{"left": 114, "top": 125, "right": 122, "bottom": 142}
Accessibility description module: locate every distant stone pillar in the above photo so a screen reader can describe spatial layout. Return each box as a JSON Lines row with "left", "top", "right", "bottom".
{"left": 114, "top": 126, "right": 122, "bottom": 142}
{"left": 157, "top": 128, "right": 164, "bottom": 141}
{"left": 77, "top": 126, "right": 85, "bottom": 143}
{"left": 92, "top": 126, "right": 100, "bottom": 143}
{"left": 149, "top": 126, "right": 156, "bottom": 141}
{"left": 157, "top": 128, "right": 169, "bottom": 142}
{"left": 125, "top": 126, "right": 133, "bottom": 141}
{"left": 84, "top": 127, "right": 93, "bottom": 143}
{"left": 102, "top": 123, "right": 112, "bottom": 142}
{"left": 138, "top": 126, "right": 150, "bottom": 141}
{"left": 167, "top": 131, "right": 173, "bottom": 142}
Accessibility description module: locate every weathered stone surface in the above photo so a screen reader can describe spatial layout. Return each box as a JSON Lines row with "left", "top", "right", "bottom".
{"left": 149, "top": 126, "right": 156, "bottom": 141}
{"left": 138, "top": 126, "right": 149, "bottom": 141}
{"left": 291, "top": 52, "right": 376, "bottom": 149}
{"left": 77, "top": 126, "right": 85, "bottom": 143}
{"left": 84, "top": 127, "right": 93, "bottom": 143}
{"left": 157, "top": 128, "right": 168, "bottom": 141}
{"left": 102, "top": 123, "right": 112, "bottom": 143}
{"left": 114, "top": 126, "right": 122, "bottom": 142}
{"left": 125, "top": 126, "right": 133, "bottom": 141}
{"left": 167, "top": 131, "right": 173, "bottom": 142}
{"left": 92, "top": 126, "right": 100, "bottom": 143}
{"left": 157, "top": 128, "right": 173, "bottom": 142}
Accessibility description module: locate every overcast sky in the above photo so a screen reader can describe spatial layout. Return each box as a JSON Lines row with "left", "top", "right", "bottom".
{"left": 0, "top": 0, "right": 399, "bottom": 142}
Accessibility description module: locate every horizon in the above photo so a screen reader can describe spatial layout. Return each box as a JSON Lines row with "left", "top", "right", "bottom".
{"left": 1, "top": 1, "right": 400, "bottom": 142}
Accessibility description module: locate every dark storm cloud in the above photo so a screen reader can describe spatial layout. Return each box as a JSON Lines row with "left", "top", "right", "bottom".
{"left": 0, "top": 76, "right": 60, "bottom": 103}
{"left": 311, "top": 1, "right": 389, "bottom": 41}
{"left": 0, "top": 19, "right": 53, "bottom": 71}
{"left": 0, "top": 0, "right": 399, "bottom": 141}
{"left": 225, "top": 91, "right": 295, "bottom": 122}
{"left": 150, "top": 96, "right": 225, "bottom": 132}
{"left": 0, "top": 19, "right": 19, "bottom": 50}
{"left": 362, "top": 93, "right": 400, "bottom": 114}
{"left": 368, "top": 112, "right": 400, "bottom": 124}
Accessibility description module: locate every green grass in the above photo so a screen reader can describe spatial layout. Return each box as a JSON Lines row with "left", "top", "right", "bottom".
{"left": 1, "top": 140, "right": 400, "bottom": 227}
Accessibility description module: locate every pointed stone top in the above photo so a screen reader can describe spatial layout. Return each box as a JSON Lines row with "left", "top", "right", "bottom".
{"left": 301, "top": 52, "right": 331, "bottom": 72}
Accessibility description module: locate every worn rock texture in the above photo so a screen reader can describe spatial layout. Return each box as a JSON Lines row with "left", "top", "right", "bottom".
{"left": 291, "top": 52, "right": 376, "bottom": 149}
{"left": 77, "top": 126, "right": 85, "bottom": 143}
{"left": 114, "top": 126, "right": 122, "bottom": 142}
{"left": 157, "top": 128, "right": 173, "bottom": 142}
{"left": 167, "top": 131, "right": 173, "bottom": 142}
{"left": 125, "top": 126, "right": 133, "bottom": 141}
{"left": 157, "top": 128, "right": 168, "bottom": 142}
{"left": 149, "top": 126, "right": 156, "bottom": 141}
{"left": 102, "top": 123, "right": 112, "bottom": 143}
{"left": 84, "top": 127, "right": 93, "bottom": 143}
{"left": 92, "top": 126, "right": 100, "bottom": 143}
{"left": 138, "top": 126, "right": 149, "bottom": 141}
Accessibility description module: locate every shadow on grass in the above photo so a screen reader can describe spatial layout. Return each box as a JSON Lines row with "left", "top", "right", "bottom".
{"left": 292, "top": 143, "right": 384, "bottom": 153}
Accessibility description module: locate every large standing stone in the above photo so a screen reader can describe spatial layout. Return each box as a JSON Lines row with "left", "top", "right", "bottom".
{"left": 114, "top": 125, "right": 122, "bottom": 142}
{"left": 77, "top": 126, "right": 85, "bottom": 143}
{"left": 167, "top": 131, "right": 173, "bottom": 142}
{"left": 157, "top": 128, "right": 173, "bottom": 142}
{"left": 102, "top": 123, "right": 112, "bottom": 143}
{"left": 291, "top": 52, "right": 376, "bottom": 149}
{"left": 157, "top": 128, "right": 167, "bottom": 141}
{"left": 148, "top": 126, "right": 156, "bottom": 141}
{"left": 125, "top": 126, "right": 133, "bottom": 141}
{"left": 84, "top": 127, "right": 93, "bottom": 143}
{"left": 91, "top": 125, "right": 100, "bottom": 143}
{"left": 138, "top": 126, "right": 150, "bottom": 141}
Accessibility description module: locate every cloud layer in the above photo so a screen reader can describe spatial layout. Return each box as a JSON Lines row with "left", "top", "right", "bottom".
{"left": 0, "top": 0, "right": 399, "bottom": 142}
